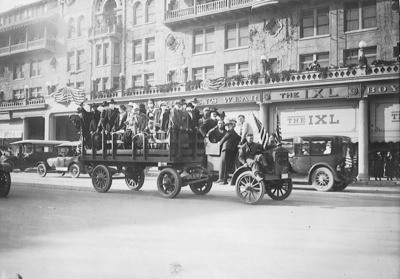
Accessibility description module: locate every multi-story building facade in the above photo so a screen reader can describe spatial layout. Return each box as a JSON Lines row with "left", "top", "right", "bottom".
{"left": 0, "top": 0, "right": 399, "bottom": 180}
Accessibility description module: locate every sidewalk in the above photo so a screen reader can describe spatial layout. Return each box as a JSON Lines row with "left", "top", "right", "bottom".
{"left": 351, "top": 178, "right": 400, "bottom": 187}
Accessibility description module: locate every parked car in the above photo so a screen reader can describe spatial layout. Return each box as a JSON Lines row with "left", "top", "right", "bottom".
{"left": 3, "top": 140, "right": 69, "bottom": 172}
{"left": 281, "top": 135, "right": 356, "bottom": 191}
{"left": 37, "top": 141, "right": 93, "bottom": 178}
{"left": 0, "top": 159, "right": 12, "bottom": 197}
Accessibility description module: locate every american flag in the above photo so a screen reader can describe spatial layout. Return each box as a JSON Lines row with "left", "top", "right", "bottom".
{"left": 275, "top": 113, "right": 282, "bottom": 144}
{"left": 252, "top": 113, "right": 268, "bottom": 150}
{"left": 345, "top": 147, "right": 353, "bottom": 169}
{"left": 200, "top": 77, "right": 226, "bottom": 90}
{"left": 52, "top": 87, "right": 86, "bottom": 106}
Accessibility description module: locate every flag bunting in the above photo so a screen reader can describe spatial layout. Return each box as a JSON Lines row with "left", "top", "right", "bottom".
{"left": 252, "top": 113, "right": 269, "bottom": 150}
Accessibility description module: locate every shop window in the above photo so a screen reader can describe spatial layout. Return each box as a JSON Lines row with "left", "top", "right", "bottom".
{"left": 67, "top": 18, "right": 76, "bottom": 38}
{"left": 300, "top": 7, "right": 329, "bottom": 38}
{"left": 77, "top": 16, "right": 85, "bottom": 37}
{"left": 67, "top": 51, "right": 75, "bottom": 71}
{"left": 145, "top": 37, "right": 155, "bottom": 60}
{"left": 299, "top": 52, "right": 329, "bottom": 71}
{"left": 132, "top": 75, "right": 143, "bottom": 87}
{"left": 114, "top": 42, "right": 120, "bottom": 64}
{"left": 193, "top": 27, "right": 214, "bottom": 53}
{"left": 30, "top": 59, "right": 42, "bottom": 77}
{"left": 225, "top": 62, "right": 248, "bottom": 78}
{"left": 77, "top": 49, "right": 86, "bottom": 70}
{"left": 225, "top": 21, "right": 249, "bottom": 49}
{"left": 144, "top": 73, "right": 154, "bottom": 87}
{"left": 345, "top": 0, "right": 376, "bottom": 32}
{"left": 133, "top": 2, "right": 143, "bottom": 25}
{"left": 103, "top": 43, "right": 110, "bottom": 65}
{"left": 146, "top": 0, "right": 155, "bottom": 23}
{"left": 133, "top": 40, "right": 142, "bottom": 62}
{"left": 344, "top": 46, "right": 376, "bottom": 65}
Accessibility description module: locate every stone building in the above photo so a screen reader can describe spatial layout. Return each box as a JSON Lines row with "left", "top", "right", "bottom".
{"left": 0, "top": 0, "right": 399, "bottom": 180}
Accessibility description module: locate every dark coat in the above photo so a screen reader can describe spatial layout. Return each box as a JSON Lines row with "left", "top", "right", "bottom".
{"left": 105, "top": 107, "right": 119, "bottom": 133}
{"left": 160, "top": 109, "right": 170, "bottom": 131}
{"left": 207, "top": 126, "right": 226, "bottom": 143}
{"left": 199, "top": 118, "right": 217, "bottom": 137}
{"left": 220, "top": 129, "right": 241, "bottom": 152}
{"left": 170, "top": 108, "right": 186, "bottom": 130}
{"left": 112, "top": 112, "right": 127, "bottom": 132}
{"left": 238, "top": 142, "right": 264, "bottom": 165}
{"left": 89, "top": 110, "right": 101, "bottom": 133}
{"left": 372, "top": 154, "right": 384, "bottom": 177}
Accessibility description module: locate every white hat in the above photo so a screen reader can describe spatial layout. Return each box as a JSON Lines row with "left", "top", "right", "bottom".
{"left": 127, "top": 102, "right": 135, "bottom": 107}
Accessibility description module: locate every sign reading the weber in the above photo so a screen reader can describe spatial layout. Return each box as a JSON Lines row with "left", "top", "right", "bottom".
{"left": 278, "top": 105, "right": 358, "bottom": 140}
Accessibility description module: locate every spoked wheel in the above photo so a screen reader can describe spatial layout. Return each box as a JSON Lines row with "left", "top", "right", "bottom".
{"left": 235, "top": 171, "right": 265, "bottom": 205}
{"left": 187, "top": 166, "right": 212, "bottom": 195}
{"left": 125, "top": 167, "right": 145, "bottom": 190}
{"left": 0, "top": 171, "right": 11, "bottom": 198}
{"left": 266, "top": 179, "right": 292, "bottom": 201}
{"left": 157, "top": 168, "right": 181, "bottom": 198}
{"left": 312, "top": 167, "right": 334, "bottom": 191}
{"left": 190, "top": 180, "right": 213, "bottom": 195}
{"left": 91, "top": 164, "right": 112, "bottom": 193}
{"left": 69, "top": 164, "right": 80, "bottom": 178}
{"left": 332, "top": 181, "right": 349, "bottom": 191}
{"left": 37, "top": 163, "right": 47, "bottom": 177}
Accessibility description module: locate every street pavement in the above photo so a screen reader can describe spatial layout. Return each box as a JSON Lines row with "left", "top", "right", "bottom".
{"left": 0, "top": 171, "right": 399, "bottom": 279}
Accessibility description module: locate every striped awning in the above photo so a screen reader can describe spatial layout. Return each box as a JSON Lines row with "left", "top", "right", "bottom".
{"left": 252, "top": 0, "right": 279, "bottom": 9}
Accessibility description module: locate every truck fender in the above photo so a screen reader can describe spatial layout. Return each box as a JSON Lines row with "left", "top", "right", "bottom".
{"left": 0, "top": 162, "right": 12, "bottom": 173}
{"left": 230, "top": 166, "right": 252, "bottom": 186}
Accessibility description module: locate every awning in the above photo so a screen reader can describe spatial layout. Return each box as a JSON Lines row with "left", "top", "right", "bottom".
{"left": 370, "top": 96, "right": 400, "bottom": 142}
{"left": 252, "top": 0, "right": 279, "bottom": 9}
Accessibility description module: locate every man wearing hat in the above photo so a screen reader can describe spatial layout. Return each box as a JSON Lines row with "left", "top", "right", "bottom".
{"left": 217, "top": 118, "right": 241, "bottom": 185}
{"left": 76, "top": 105, "right": 91, "bottom": 147}
{"left": 104, "top": 99, "right": 119, "bottom": 135}
{"left": 199, "top": 109, "right": 217, "bottom": 137}
{"left": 191, "top": 98, "right": 201, "bottom": 125}
{"left": 159, "top": 102, "right": 170, "bottom": 132}
{"left": 238, "top": 133, "right": 267, "bottom": 183}
{"left": 89, "top": 103, "right": 100, "bottom": 136}
{"left": 97, "top": 100, "right": 109, "bottom": 133}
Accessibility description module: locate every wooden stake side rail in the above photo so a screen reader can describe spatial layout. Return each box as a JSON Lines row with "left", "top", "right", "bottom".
{"left": 82, "top": 130, "right": 205, "bottom": 165}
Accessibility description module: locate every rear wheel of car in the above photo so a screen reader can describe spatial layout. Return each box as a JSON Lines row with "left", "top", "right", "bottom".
{"left": 0, "top": 171, "right": 11, "bottom": 198}
{"left": 37, "top": 163, "right": 47, "bottom": 177}
{"left": 69, "top": 164, "right": 80, "bottom": 178}
{"left": 312, "top": 167, "right": 334, "bottom": 191}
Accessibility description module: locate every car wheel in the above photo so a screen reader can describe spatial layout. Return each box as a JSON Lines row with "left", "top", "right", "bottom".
{"left": 69, "top": 164, "right": 80, "bottom": 178}
{"left": 37, "top": 163, "right": 47, "bottom": 177}
{"left": 0, "top": 171, "right": 11, "bottom": 198}
{"left": 312, "top": 167, "right": 334, "bottom": 191}
{"left": 235, "top": 171, "right": 265, "bottom": 205}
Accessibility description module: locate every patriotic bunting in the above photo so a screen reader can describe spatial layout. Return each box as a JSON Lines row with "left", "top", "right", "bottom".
{"left": 275, "top": 113, "right": 282, "bottom": 144}
{"left": 51, "top": 86, "right": 86, "bottom": 106}
{"left": 200, "top": 77, "right": 226, "bottom": 90}
{"left": 252, "top": 113, "right": 269, "bottom": 150}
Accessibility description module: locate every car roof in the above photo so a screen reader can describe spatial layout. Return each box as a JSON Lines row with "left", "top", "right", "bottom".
{"left": 10, "top": 140, "right": 71, "bottom": 145}
{"left": 282, "top": 135, "right": 352, "bottom": 141}
{"left": 57, "top": 141, "right": 80, "bottom": 147}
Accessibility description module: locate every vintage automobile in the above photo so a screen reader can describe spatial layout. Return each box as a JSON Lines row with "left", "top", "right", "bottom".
{"left": 281, "top": 135, "right": 356, "bottom": 191}
{"left": 0, "top": 159, "right": 12, "bottom": 197}
{"left": 36, "top": 141, "right": 93, "bottom": 178}
{"left": 3, "top": 140, "right": 69, "bottom": 171}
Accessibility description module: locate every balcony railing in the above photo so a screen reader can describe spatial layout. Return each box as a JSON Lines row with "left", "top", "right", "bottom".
{"left": 0, "top": 38, "right": 55, "bottom": 57}
{"left": 89, "top": 24, "right": 122, "bottom": 38}
{"left": 165, "top": 0, "right": 252, "bottom": 21}
{"left": 0, "top": 97, "right": 46, "bottom": 110}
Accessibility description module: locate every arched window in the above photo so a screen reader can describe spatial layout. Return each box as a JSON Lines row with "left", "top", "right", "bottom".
{"left": 77, "top": 16, "right": 85, "bottom": 37}
{"left": 67, "top": 18, "right": 76, "bottom": 38}
{"left": 146, "top": 0, "right": 155, "bottom": 23}
{"left": 133, "top": 2, "right": 143, "bottom": 25}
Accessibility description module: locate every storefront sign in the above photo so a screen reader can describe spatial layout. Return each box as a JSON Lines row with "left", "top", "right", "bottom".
{"left": 265, "top": 85, "right": 359, "bottom": 102}
{"left": 370, "top": 96, "right": 400, "bottom": 142}
{"left": 277, "top": 105, "right": 358, "bottom": 141}
{"left": 364, "top": 83, "right": 399, "bottom": 95}
{"left": 0, "top": 131, "right": 23, "bottom": 138}
{"left": 197, "top": 93, "right": 261, "bottom": 106}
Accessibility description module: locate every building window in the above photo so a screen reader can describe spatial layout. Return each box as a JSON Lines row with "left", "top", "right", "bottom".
{"left": 394, "top": 42, "right": 400, "bottom": 58}
{"left": 344, "top": 46, "right": 376, "bottom": 65}
{"left": 193, "top": 66, "right": 214, "bottom": 80}
{"left": 345, "top": 0, "right": 376, "bottom": 32}
{"left": 77, "top": 16, "right": 85, "bottom": 37}
{"left": 67, "top": 51, "right": 75, "bottom": 71}
{"left": 13, "top": 62, "right": 24, "bottom": 80}
{"left": 225, "top": 62, "right": 249, "bottom": 78}
{"left": 145, "top": 37, "right": 155, "bottom": 60}
{"left": 13, "top": 89, "right": 25, "bottom": 100}
{"left": 225, "top": 21, "right": 249, "bottom": 49}
{"left": 77, "top": 49, "right": 86, "bottom": 70}
{"left": 30, "top": 58, "right": 42, "bottom": 77}
{"left": 300, "top": 7, "right": 329, "bottom": 38}
{"left": 146, "top": 0, "right": 155, "bottom": 23}
{"left": 144, "top": 73, "right": 154, "bottom": 87}
{"left": 96, "top": 44, "right": 102, "bottom": 66}
{"left": 132, "top": 75, "right": 143, "bottom": 87}
{"left": 167, "top": 70, "right": 177, "bottom": 82}
{"left": 113, "top": 77, "right": 119, "bottom": 90}
{"left": 193, "top": 27, "right": 214, "bottom": 53}
{"left": 300, "top": 52, "right": 329, "bottom": 71}
{"left": 103, "top": 43, "right": 110, "bottom": 65}
{"left": 133, "top": 40, "right": 142, "bottom": 62}
{"left": 113, "top": 43, "right": 120, "bottom": 64}
{"left": 67, "top": 18, "right": 76, "bottom": 38}
{"left": 30, "top": 87, "right": 42, "bottom": 98}
{"left": 76, "top": 82, "right": 84, "bottom": 89}
{"left": 133, "top": 2, "right": 143, "bottom": 25}
{"left": 102, "top": 77, "right": 109, "bottom": 91}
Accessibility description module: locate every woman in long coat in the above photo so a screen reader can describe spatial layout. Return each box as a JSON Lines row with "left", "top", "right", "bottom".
{"left": 372, "top": 151, "right": 384, "bottom": 181}
{"left": 385, "top": 151, "right": 395, "bottom": 181}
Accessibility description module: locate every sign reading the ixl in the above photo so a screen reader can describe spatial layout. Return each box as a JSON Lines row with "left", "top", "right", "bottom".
{"left": 287, "top": 114, "right": 339, "bottom": 125}
{"left": 267, "top": 86, "right": 356, "bottom": 102}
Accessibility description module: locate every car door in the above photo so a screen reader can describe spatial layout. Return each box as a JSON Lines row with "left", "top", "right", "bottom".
{"left": 289, "top": 138, "right": 311, "bottom": 180}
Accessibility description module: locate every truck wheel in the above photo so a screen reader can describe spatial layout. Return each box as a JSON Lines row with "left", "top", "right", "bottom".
{"left": 190, "top": 180, "right": 212, "bottom": 195}
{"left": 266, "top": 179, "right": 292, "bottom": 200}
{"left": 312, "top": 167, "right": 334, "bottom": 191}
{"left": 125, "top": 167, "right": 145, "bottom": 190}
{"left": 37, "top": 163, "right": 47, "bottom": 177}
{"left": 69, "top": 164, "right": 80, "bottom": 178}
{"left": 0, "top": 171, "right": 11, "bottom": 198}
{"left": 157, "top": 168, "right": 181, "bottom": 198}
{"left": 92, "top": 165, "right": 112, "bottom": 193}
{"left": 333, "top": 181, "right": 349, "bottom": 191}
{"left": 235, "top": 171, "right": 265, "bottom": 205}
